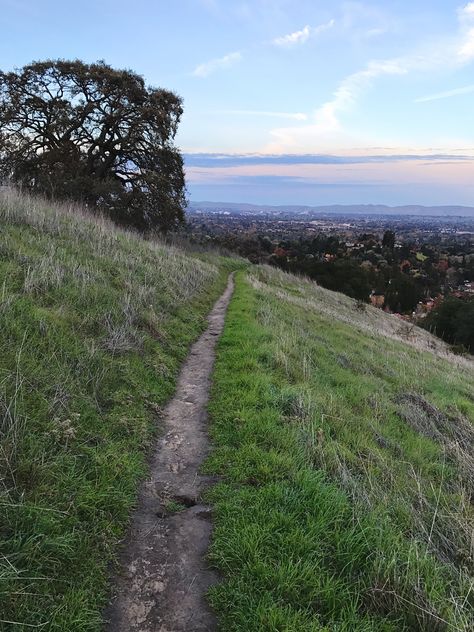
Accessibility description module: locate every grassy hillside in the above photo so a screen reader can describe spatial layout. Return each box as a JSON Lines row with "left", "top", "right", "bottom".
{"left": 206, "top": 266, "right": 474, "bottom": 631}
{"left": 2, "top": 191, "right": 473, "bottom": 631}
{"left": 0, "top": 191, "right": 235, "bottom": 630}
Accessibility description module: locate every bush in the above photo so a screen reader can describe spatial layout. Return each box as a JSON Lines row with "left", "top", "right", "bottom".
{"left": 423, "top": 297, "right": 474, "bottom": 352}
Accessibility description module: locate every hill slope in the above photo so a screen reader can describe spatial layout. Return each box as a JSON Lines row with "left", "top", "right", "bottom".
{"left": 0, "top": 191, "right": 235, "bottom": 630}
{"left": 206, "top": 266, "right": 474, "bottom": 631}
{"left": 2, "top": 191, "right": 473, "bottom": 631}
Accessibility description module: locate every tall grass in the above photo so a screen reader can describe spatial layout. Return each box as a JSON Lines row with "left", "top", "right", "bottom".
{"left": 206, "top": 268, "right": 474, "bottom": 631}
{"left": 0, "top": 190, "right": 236, "bottom": 630}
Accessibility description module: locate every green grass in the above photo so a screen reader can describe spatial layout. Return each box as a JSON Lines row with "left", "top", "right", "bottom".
{"left": 163, "top": 499, "right": 187, "bottom": 513}
{"left": 0, "top": 190, "right": 238, "bottom": 630}
{"left": 3, "top": 193, "right": 473, "bottom": 631}
{"left": 206, "top": 267, "right": 474, "bottom": 631}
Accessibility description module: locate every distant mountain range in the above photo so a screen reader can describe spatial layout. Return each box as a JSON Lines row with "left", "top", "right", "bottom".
{"left": 189, "top": 201, "right": 474, "bottom": 217}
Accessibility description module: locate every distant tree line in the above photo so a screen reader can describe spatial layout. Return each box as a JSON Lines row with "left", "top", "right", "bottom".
{"left": 422, "top": 297, "right": 474, "bottom": 352}
{"left": 0, "top": 60, "right": 186, "bottom": 232}
{"left": 266, "top": 232, "right": 430, "bottom": 310}
{"left": 187, "top": 222, "right": 473, "bottom": 318}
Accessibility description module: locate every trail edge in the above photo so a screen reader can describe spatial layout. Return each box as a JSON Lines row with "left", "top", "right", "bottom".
{"left": 104, "top": 273, "right": 235, "bottom": 632}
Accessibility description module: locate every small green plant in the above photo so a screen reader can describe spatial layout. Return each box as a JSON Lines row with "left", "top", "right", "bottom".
{"left": 164, "top": 499, "right": 186, "bottom": 513}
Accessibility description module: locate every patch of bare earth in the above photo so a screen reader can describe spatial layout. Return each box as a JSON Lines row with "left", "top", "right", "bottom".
{"left": 104, "top": 274, "right": 234, "bottom": 632}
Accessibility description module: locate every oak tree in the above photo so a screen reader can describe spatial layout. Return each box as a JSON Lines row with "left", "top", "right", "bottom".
{"left": 0, "top": 59, "right": 186, "bottom": 232}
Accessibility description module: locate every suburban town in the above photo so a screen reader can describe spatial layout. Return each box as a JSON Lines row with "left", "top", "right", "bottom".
{"left": 186, "top": 205, "right": 474, "bottom": 323}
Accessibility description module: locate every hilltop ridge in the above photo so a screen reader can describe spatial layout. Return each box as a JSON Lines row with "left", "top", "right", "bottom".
{"left": 0, "top": 190, "right": 237, "bottom": 629}
{"left": 190, "top": 200, "right": 474, "bottom": 217}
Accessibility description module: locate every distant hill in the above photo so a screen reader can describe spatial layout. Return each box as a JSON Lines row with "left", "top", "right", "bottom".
{"left": 190, "top": 200, "right": 474, "bottom": 217}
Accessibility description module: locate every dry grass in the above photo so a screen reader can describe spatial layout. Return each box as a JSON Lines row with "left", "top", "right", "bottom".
{"left": 249, "top": 265, "right": 473, "bottom": 370}
{"left": 0, "top": 188, "right": 219, "bottom": 308}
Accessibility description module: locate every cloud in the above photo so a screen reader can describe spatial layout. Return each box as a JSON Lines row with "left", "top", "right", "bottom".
{"left": 265, "top": 4, "right": 474, "bottom": 151}
{"left": 184, "top": 152, "right": 474, "bottom": 168}
{"left": 185, "top": 152, "right": 474, "bottom": 206}
{"left": 459, "top": 30, "right": 474, "bottom": 60}
{"left": 273, "top": 25, "right": 311, "bottom": 46}
{"left": 315, "top": 59, "right": 407, "bottom": 130}
{"left": 458, "top": 2, "right": 474, "bottom": 60}
{"left": 193, "top": 51, "right": 242, "bottom": 78}
{"left": 192, "top": 18, "right": 334, "bottom": 79}
{"left": 364, "top": 27, "right": 387, "bottom": 38}
{"left": 272, "top": 19, "right": 335, "bottom": 47}
{"left": 216, "top": 110, "right": 308, "bottom": 121}
{"left": 267, "top": 59, "right": 406, "bottom": 149}
{"left": 459, "top": 2, "right": 474, "bottom": 20}
{"left": 415, "top": 84, "right": 474, "bottom": 102}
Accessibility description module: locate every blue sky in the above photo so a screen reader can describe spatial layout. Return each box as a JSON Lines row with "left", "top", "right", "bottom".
{"left": 1, "top": 0, "right": 474, "bottom": 205}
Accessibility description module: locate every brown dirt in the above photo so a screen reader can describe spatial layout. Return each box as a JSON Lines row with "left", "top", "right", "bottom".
{"left": 103, "top": 274, "right": 234, "bottom": 632}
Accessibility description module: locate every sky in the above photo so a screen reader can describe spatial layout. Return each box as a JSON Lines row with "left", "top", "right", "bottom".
{"left": 1, "top": 0, "right": 474, "bottom": 206}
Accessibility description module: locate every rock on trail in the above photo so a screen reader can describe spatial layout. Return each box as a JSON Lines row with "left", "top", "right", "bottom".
{"left": 104, "top": 274, "right": 235, "bottom": 632}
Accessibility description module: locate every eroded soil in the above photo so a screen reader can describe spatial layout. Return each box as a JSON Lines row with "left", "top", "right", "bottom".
{"left": 104, "top": 274, "right": 234, "bottom": 632}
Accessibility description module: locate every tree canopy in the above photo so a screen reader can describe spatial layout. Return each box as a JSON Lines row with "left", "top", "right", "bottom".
{"left": 423, "top": 297, "right": 474, "bottom": 352}
{"left": 0, "top": 59, "right": 186, "bottom": 232}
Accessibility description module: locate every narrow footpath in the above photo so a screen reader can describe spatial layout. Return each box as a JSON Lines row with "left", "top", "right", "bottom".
{"left": 104, "top": 273, "right": 235, "bottom": 632}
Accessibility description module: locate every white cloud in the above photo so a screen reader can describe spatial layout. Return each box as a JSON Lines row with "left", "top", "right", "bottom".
{"left": 307, "top": 59, "right": 407, "bottom": 136}
{"left": 458, "top": 2, "right": 474, "bottom": 60}
{"left": 364, "top": 27, "right": 387, "bottom": 38}
{"left": 458, "top": 27, "right": 474, "bottom": 60}
{"left": 265, "top": 4, "right": 474, "bottom": 152}
{"left": 193, "top": 51, "right": 242, "bottom": 78}
{"left": 272, "top": 19, "right": 335, "bottom": 47}
{"left": 415, "top": 84, "right": 474, "bottom": 102}
{"left": 340, "top": 2, "right": 398, "bottom": 43}
{"left": 273, "top": 25, "right": 311, "bottom": 46}
{"left": 459, "top": 2, "right": 474, "bottom": 20}
{"left": 265, "top": 58, "right": 409, "bottom": 151}
{"left": 326, "top": 60, "right": 406, "bottom": 119}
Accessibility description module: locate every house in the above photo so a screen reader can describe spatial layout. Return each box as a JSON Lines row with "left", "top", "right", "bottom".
{"left": 370, "top": 291, "right": 385, "bottom": 308}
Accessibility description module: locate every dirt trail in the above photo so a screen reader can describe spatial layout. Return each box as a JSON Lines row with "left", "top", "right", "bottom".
{"left": 104, "top": 274, "right": 234, "bottom": 632}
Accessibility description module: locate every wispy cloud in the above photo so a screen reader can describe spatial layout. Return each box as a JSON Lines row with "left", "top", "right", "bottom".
{"left": 340, "top": 2, "right": 397, "bottom": 41}
{"left": 273, "top": 25, "right": 311, "bottom": 46}
{"left": 192, "top": 18, "right": 334, "bottom": 78}
{"left": 266, "top": 3, "right": 474, "bottom": 151}
{"left": 314, "top": 59, "right": 407, "bottom": 132}
{"left": 216, "top": 110, "right": 308, "bottom": 121}
{"left": 193, "top": 51, "right": 242, "bottom": 78}
{"left": 458, "top": 2, "right": 474, "bottom": 61}
{"left": 267, "top": 59, "right": 406, "bottom": 149}
{"left": 364, "top": 27, "right": 387, "bottom": 38}
{"left": 272, "top": 20, "right": 335, "bottom": 47}
{"left": 415, "top": 84, "right": 474, "bottom": 103}
{"left": 184, "top": 152, "right": 474, "bottom": 168}
{"left": 185, "top": 152, "right": 474, "bottom": 206}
